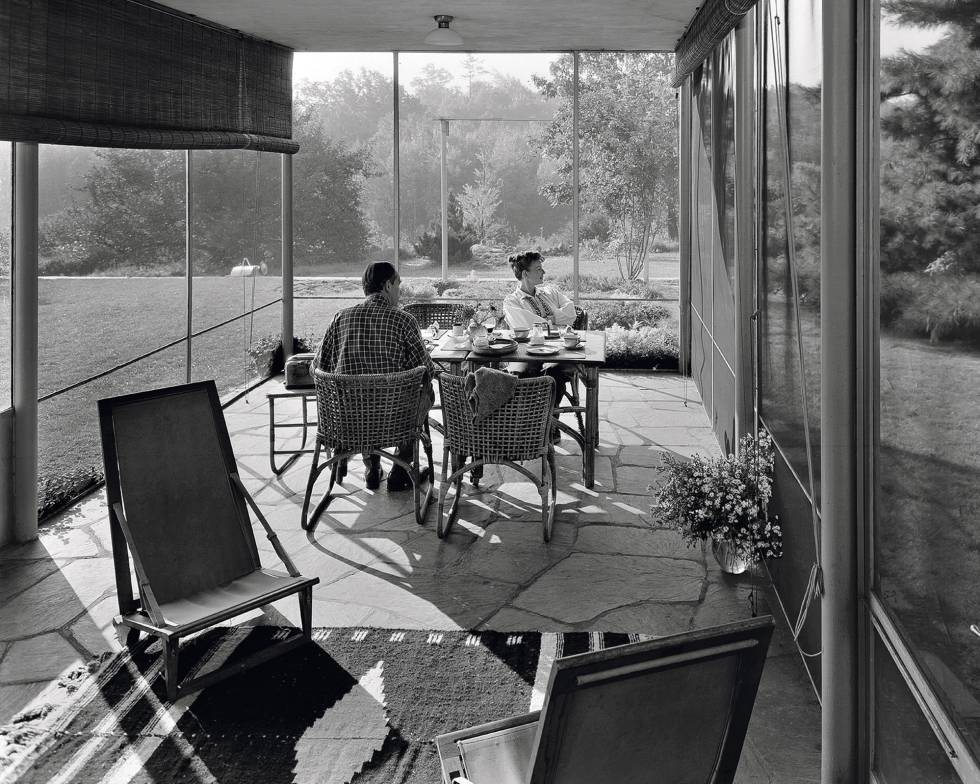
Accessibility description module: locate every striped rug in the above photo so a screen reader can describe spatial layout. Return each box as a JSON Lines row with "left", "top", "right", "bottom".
{"left": 0, "top": 628, "right": 644, "bottom": 784}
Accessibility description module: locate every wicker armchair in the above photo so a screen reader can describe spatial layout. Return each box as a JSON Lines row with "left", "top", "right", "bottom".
{"left": 301, "top": 366, "right": 433, "bottom": 530}
{"left": 437, "top": 373, "right": 556, "bottom": 541}
{"left": 403, "top": 301, "right": 466, "bottom": 329}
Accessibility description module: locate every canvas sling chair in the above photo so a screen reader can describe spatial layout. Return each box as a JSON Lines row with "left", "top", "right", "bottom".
{"left": 99, "top": 380, "right": 319, "bottom": 702}
{"left": 435, "top": 615, "right": 774, "bottom": 784}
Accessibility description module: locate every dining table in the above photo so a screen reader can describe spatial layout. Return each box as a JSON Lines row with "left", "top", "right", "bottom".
{"left": 429, "top": 329, "right": 607, "bottom": 488}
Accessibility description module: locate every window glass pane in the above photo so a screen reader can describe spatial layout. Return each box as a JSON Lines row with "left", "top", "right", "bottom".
{"left": 873, "top": 633, "right": 961, "bottom": 783}
{"left": 191, "top": 150, "right": 282, "bottom": 391}
{"left": 0, "top": 143, "right": 9, "bottom": 410}
{"left": 878, "top": 2, "right": 980, "bottom": 761}
{"left": 190, "top": 303, "right": 281, "bottom": 399}
{"left": 292, "top": 53, "right": 394, "bottom": 284}
{"left": 395, "top": 52, "right": 569, "bottom": 290}
{"left": 37, "top": 146, "right": 186, "bottom": 507}
{"left": 759, "top": 0, "right": 821, "bottom": 490}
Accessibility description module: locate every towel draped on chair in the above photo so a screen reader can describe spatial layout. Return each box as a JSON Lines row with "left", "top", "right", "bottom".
{"left": 464, "top": 366, "right": 518, "bottom": 423}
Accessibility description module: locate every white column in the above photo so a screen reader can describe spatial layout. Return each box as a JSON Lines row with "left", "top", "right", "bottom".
{"left": 13, "top": 143, "right": 38, "bottom": 542}
{"left": 678, "top": 82, "right": 692, "bottom": 376}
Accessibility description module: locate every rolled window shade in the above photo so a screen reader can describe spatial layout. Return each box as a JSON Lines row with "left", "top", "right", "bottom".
{"left": 0, "top": 0, "right": 299, "bottom": 153}
{"left": 672, "top": 0, "right": 757, "bottom": 87}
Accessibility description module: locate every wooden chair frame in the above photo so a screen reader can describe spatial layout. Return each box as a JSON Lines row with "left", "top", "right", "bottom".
{"left": 99, "top": 381, "right": 318, "bottom": 702}
{"left": 436, "top": 616, "right": 775, "bottom": 784}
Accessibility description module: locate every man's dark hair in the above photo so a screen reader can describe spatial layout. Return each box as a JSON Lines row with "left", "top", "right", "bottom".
{"left": 508, "top": 251, "right": 543, "bottom": 281}
{"left": 362, "top": 261, "right": 399, "bottom": 294}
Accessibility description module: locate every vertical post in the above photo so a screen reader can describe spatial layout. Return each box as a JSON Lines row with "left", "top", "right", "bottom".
{"left": 822, "top": 0, "right": 859, "bottom": 780}
{"left": 185, "top": 150, "right": 193, "bottom": 383}
{"left": 281, "top": 154, "right": 293, "bottom": 356}
{"left": 393, "top": 52, "right": 401, "bottom": 270}
{"left": 13, "top": 143, "right": 38, "bottom": 542}
{"left": 678, "top": 83, "right": 692, "bottom": 376}
{"left": 572, "top": 52, "right": 580, "bottom": 304}
{"left": 734, "top": 15, "right": 756, "bottom": 440}
{"left": 440, "top": 119, "right": 449, "bottom": 282}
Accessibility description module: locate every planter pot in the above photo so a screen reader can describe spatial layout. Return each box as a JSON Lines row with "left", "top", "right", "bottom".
{"left": 712, "top": 540, "right": 751, "bottom": 575}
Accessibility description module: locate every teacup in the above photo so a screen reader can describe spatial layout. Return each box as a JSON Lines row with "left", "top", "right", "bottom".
{"left": 563, "top": 332, "right": 582, "bottom": 349}
{"left": 452, "top": 324, "right": 465, "bottom": 337}
{"left": 512, "top": 328, "right": 530, "bottom": 339}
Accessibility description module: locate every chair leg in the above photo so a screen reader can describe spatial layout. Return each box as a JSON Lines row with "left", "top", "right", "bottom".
{"left": 412, "top": 439, "right": 434, "bottom": 526}
{"left": 164, "top": 637, "right": 180, "bottom": 702}
{"left": 437, "top": 446, "right": 452, "bottom": 538}
{"left": 301, "top": 440, "right": 337, "bottom": 532}
{"left": 542, "top": 450, "right": 557, "bottom": 543}
{"left": 298, "top": 586, "right": 313, "bottom": 638}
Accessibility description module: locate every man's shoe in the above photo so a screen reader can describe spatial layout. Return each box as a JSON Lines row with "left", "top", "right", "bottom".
{"left": 365, "top": 467, "right": 386, "bottom": 490}
{"left": 387, "top": 465, "right": 413, "bottom": 492}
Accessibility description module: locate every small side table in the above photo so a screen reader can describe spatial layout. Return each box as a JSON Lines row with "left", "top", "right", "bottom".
{"left": 267, "top": 384, "right": 317, "bottom": 475}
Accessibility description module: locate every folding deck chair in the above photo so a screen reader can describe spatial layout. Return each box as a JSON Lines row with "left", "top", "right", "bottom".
{"left": 99, "top": 380, "right": 319, "bottom": 702}
{"left": 435, "top": 616, "right": 774, "bottom": 784}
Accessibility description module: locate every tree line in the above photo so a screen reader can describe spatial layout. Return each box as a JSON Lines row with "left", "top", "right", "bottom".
{"left": 31, "top": 53, "right": 679, "bottom": 278}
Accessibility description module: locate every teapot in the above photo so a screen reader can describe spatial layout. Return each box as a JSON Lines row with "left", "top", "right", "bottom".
{"left": 529, "top": 322, "right": 546, "bottom": 346}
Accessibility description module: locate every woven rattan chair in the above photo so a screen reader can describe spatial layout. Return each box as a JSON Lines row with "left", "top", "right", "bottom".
{"left": 403, "top": 301, "right": 466, "bottom": 330}
{"left": 437, "top": 373, "right": 556, "bottom": 541}
{"left": 302, "top": 366, "right": 434, "bottom": 530}
{"left": 98, "top": 380, "right": 319, "bottom": 702}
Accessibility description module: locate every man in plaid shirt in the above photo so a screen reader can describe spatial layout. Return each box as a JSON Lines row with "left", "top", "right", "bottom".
{"left": 314, "top": 262, "right": 435, "bottom": 490}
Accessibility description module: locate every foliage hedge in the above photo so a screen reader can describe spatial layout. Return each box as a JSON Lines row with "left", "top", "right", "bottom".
{"left": 881, "top": 272, "right": 980, "bottom": 344}
{"left": 38, "top": 465, "right": 102, "bottom": 522}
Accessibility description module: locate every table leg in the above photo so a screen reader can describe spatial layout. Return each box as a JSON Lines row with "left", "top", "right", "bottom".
{"left": 581, "top": 366, "right": 599, "bottom": 488}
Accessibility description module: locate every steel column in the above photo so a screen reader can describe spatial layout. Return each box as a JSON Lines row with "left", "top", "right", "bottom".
{"left": 821, "top": 0, "right": 859, "bottom": 780}
{"left": 282, "top": 154, "right": 293, "bottom": 355}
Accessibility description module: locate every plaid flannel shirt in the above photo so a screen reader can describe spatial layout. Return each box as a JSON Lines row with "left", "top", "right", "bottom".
{"left": 313, "top": 293, "right": 435, "bottom": 382}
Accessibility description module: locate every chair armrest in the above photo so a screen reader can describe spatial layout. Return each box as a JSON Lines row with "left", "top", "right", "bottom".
{"left": 452, "top": 778, "right": 477, "bottom": 784}
{"left": 230, "top": 473, "right": 301, "bottom": 578}
{"left": 111, "top": 502, "right": 167, "bottom": 627}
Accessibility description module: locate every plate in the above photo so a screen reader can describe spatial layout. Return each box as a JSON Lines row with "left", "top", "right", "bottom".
{"left": 526, "top": 345, "right": 561, "bottom": 356}
{"left": 471, "top": 338, "right": 518, "bottom": 356}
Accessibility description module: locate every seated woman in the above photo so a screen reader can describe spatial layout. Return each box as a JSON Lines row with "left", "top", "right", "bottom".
{"left": 502, "top": 251, "right": 577, "bottom": 442}
{"left": 502, "top": 251, "right": 577, "bottom": 331}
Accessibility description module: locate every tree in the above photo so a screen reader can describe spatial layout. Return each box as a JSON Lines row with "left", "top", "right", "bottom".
{"left": 879, "top": 4, "right": 980, "bottom": 273}
{"left": 458, "top": 150, "right": 504, "bottom": 244}
{"left": 531, "top": 53, "right": 678, "bottom": 280}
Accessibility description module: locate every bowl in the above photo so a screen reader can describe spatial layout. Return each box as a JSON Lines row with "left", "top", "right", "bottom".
{"left": 512, "top": 328, "right": 530, "bottom": 339}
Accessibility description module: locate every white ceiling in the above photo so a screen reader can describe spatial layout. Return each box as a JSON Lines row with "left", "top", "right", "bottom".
{"left": 159, "top": 0, "right": 705, "bottom": 53}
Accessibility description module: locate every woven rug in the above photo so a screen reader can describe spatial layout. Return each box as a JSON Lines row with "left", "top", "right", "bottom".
{"left": 0, "top": 628, "right": 642, "bottom": 784}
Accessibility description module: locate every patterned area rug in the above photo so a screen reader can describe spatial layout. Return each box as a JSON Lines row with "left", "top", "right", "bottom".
{"left": 0, "top": 628, "right": 642, "bottom": 784}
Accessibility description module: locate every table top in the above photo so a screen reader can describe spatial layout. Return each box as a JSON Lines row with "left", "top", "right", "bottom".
{"left": 429, "top": 329, "right": 606, "bottom": 365}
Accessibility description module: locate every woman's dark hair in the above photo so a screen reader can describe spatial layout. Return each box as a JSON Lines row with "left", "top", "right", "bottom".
{"left": 508, "top": 251, "right": 543, "bottom": 281}
{"left": 362, "top": 261, "right": 399, "bottom": 294}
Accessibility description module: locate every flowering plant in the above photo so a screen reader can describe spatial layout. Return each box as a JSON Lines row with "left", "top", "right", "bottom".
{"left": 651, "top": 429, "right": 782, "bottom": 564}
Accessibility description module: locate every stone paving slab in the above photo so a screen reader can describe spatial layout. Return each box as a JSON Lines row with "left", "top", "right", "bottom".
{"left": 0, "top": 632, "right": 83, "bottom": 683}
{"left": 511, "top": 553, "right": 705, "bottom": 624}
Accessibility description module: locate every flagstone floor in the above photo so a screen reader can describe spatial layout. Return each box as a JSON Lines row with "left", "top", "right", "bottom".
{"left": 0, "top": 371, "right": 820, "bottom": 782}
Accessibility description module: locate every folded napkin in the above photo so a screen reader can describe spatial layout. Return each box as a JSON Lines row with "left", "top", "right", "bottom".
{"left": 464, "top": 366, "right": 518, "bottom": 423}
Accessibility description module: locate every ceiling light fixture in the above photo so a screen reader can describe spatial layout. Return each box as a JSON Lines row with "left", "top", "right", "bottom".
{"left": 424, "top": 14, "right": 464, "bottom": 47}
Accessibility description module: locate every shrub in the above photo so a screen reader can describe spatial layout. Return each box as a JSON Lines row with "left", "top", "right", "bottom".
{"left": 247, "top": 333, "right": 319, "bottom": 378}
{"left": 584, "top": 301, "right": 672, "bottom": 330}
{"left": 881, "top": 272, "right": 980, "bottom": 344}
{"left": 604, "top": 323, "right": 679, "bottom": 369}
{"left": 549, "top": 274, "right": 665, "bottom": 300}
{"left": 38, "top": 465, "right": 102, "bottom": 522}
{"left": 400, "top": 281, "right": 437, "bottom": 302}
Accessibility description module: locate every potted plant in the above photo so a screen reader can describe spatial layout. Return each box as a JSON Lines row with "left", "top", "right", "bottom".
{"left": 650, "top": 429, "right": 782, "bottom": 574}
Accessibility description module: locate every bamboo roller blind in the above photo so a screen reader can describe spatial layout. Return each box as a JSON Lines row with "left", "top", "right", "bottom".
{"left": 673, "top": 0, "right": 757, "bottom": 87}
{"left": 0, "top": 0, "right": 299, "bottom": 152}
